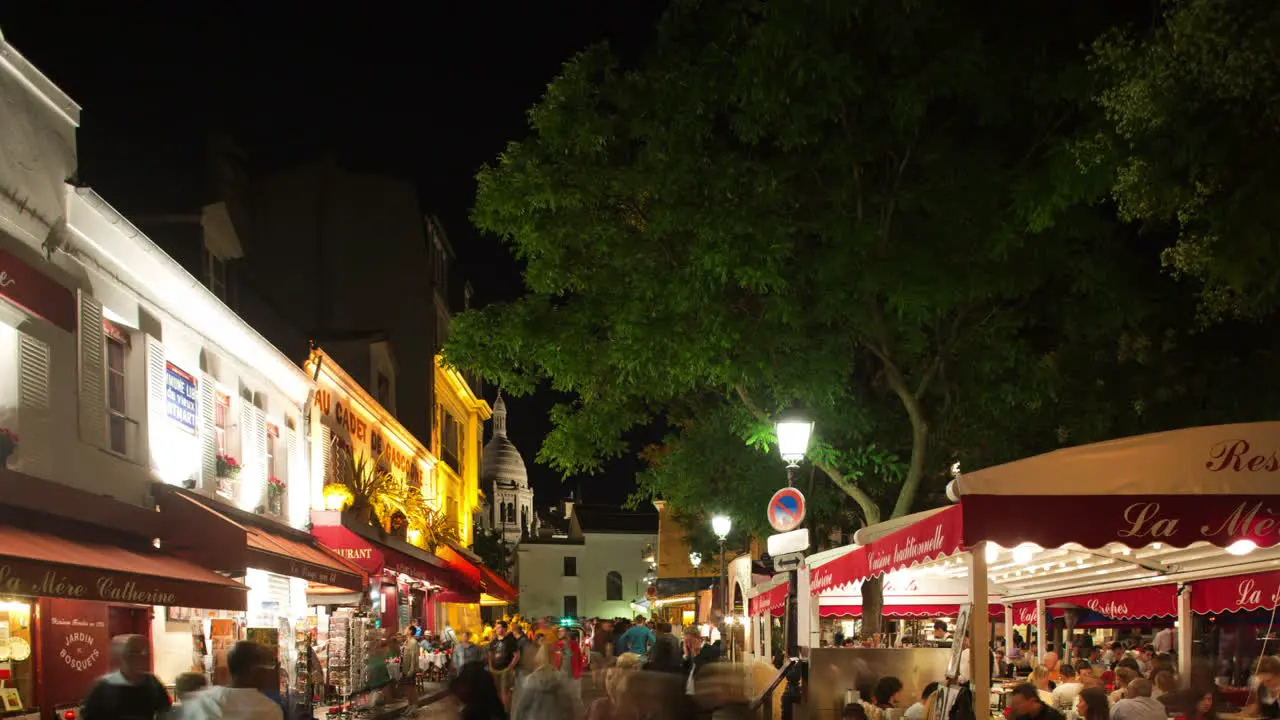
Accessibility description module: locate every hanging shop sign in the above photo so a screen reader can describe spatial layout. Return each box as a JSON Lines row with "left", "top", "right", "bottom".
{"left": 41, "top": 599, "right": 108, "bottom": 710}
{"left": 0, "top": 248, "right": 75, "bottom": 332}
{"left": 165, "top": 362, "right": 199, "bottom": 434}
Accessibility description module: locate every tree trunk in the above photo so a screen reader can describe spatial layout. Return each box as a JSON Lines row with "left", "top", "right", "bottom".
{"left": 861, "top": 574, "right": 884, "bottom": 639}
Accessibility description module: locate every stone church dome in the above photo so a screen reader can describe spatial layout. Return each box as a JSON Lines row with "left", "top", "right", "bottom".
{"left": 481, "top": 394, "right": 528, "bottom": 489}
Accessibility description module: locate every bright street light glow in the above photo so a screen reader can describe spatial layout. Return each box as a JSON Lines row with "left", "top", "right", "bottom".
{"left": 712, "top": 515, "right": 732, "bottom": 540}
{"left": 1226, "top": 539, "right": 1257, "bottom": 556}
{"left": 775, "top": 411, "right": 814, "bottom": 464}
{"left": 689, "top": 551, "right": 702, "bottom": 568}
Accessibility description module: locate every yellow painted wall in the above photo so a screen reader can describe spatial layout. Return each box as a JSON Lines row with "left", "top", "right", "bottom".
{"left": 432, "top": 355, "right": 491, "bottom": 546}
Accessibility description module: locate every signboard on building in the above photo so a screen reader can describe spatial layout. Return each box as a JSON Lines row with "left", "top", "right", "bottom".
{"left": 41, "top": 599, "right": 108, "bottom": 711}
{"left": 165, "top": 362, "right": 198, "bottom": 434}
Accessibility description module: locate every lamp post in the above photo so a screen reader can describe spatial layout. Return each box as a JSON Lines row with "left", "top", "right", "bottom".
{"left": 689, "top": 551, "right": 702, "bottom": 575}
{"left": 711, "top": 515, "right": 732, "bottom": 624}
{"left": 774, "top": 409, "right": 813, "bottom": 720}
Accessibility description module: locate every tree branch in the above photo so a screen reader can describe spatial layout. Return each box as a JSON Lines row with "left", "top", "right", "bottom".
{"left": 733, "top": 384, "right": 769, "bottom": 423}
{"left": 818, "top": 460, "right": 881, "bottom": 526}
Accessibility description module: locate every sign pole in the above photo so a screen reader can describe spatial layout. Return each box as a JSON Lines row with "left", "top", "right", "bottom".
{"left": 781, "top": 465, "right": 803, "bottom": 720}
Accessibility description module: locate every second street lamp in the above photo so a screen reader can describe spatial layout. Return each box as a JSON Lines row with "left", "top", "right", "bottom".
{"left": 711, "top": 515, "right": 731, "bottom": 623}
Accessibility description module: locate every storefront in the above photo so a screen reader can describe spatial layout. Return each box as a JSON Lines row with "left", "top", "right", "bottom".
{"left": 150, "top": 486, "right": 364, "bottom": 711}
{"left": 0, "top": 472, "right": 248, "bottom": 719}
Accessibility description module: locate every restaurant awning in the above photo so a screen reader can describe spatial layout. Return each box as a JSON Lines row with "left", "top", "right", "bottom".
{"left": 157, "top": 486, "right": 366, "bottom": 592}
{"left": 1009, "top": 584, "right": 1177, "bottom": 625}
{"left": 810, "top": 504, "right": 965, "bottom": 594}
{"left": 0, "top": 520, "right": 247, "bottom": 611}
{"left": 1192, "top": 570, "right": 1280, "bottom": 615}
{"left": 817, "top": 573, "right": 1004, "bottom": 618}
{"left": 750, "top": 581, "right": 788, "bottom": 618}
{"left": 309, "top": 519, "right": 462, "bottom": 589}
{"left": 477, "top": 564, "right": 518, "bottom": 604}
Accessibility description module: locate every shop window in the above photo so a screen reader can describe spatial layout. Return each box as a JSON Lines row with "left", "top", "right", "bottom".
{"left": 606, "top": 571, "right": 623, "bottom": 601}
{"left": 564, "top": 557, "right": 577, "bottom": 577}
{"left": 106, "top": 335, "right": 129, "bottom": 455}
{"left": 563, "top": 595, "right": 578, "bottom": 618}
{"left": 214, "top": 391, "right": 231, "bottom": 453}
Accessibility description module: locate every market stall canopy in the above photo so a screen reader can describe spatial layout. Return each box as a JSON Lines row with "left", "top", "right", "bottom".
{"left": 818, "top": 573, "right": 1004, "bottom": 618}
{"left": 950, "top": 422, "right": 1280, "bottom": 550}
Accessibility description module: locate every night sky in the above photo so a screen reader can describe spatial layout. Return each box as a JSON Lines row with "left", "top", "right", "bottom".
{"left": 1, "top": 1, "right": 667, "bottom": 508}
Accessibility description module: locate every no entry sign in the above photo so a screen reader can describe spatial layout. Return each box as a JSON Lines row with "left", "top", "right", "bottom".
{"left": 768, "top": 487, "right": 806, "bottom": 533}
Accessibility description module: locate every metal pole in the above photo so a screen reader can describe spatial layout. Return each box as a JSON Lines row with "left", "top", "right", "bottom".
{"left": 781, "top": 464, "right": 802, "bottom": 720}
{"left": 720, "top": 539, "right": 728, "bottom": 623}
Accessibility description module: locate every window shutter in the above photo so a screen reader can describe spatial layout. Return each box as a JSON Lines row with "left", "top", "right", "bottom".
{"left": 17, "top": 333, "right": 52, "bottom": 477}
{"left": 200, "top": 372, "right": 217, "bottom": 490}
{"left": 285, "top": 425, "right": 300, "bottom": 515}
{"left": 320, "top": 424, "right": 332, "bottom": 486}
{"left": 76, "top": 291, "right": 106, "bottom": 448}
{"left": 240, "top": 402, "right": 259, "bottom": 508}
{"left": 144, "top": 336, "right": 166, "bottom": 470}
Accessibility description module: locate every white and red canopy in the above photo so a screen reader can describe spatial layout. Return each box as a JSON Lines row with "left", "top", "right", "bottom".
{"left": 809, "top": 423, "right": 1280, "bottom": 596}
{"left": 819, "top": 573, "right": 1004, "bottom": 619}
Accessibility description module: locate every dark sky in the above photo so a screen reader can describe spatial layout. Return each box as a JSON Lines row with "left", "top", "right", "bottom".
{"left": 1, "top": 1, "right": 667, "bottom": 507}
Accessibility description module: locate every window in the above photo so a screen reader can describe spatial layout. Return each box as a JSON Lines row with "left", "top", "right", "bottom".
{"left": 376, "top": 372, "right": 391, "bottom": 408}
{"left": 563, "top": 557, "right": 577, "bottom": 577}
{"left": 563, "top": 595, "right": 578, "bottom": 618}
{"left": 606, "top": 571, "right": 623, "bottom": 601}
{"left": 204, "top": 248, "right": 227, "bottom": 301}
{"left": 105, "top": 336, "right": 128, "bottom": 454}
{"left": 440, "top": 408, "right": 462, "bottom": 471}
{"left": 214, "top": 391, "right": 231, "bottom": 453}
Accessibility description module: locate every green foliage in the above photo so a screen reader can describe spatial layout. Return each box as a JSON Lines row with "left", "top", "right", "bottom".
{"left": 1087, "top": 0, "right": 1280, "bottom": 321}
{"left": 445, "top": 0, "right": 1280, "bottom": 548}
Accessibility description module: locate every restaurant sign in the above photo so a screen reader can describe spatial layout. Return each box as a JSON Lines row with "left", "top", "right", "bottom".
{"left": 314, "top": 389, "right": 417, "bottom": 474}
{"left": 0, "top": 248, "right": 76, "bottom": 332}
{"left": 165, "top": 362, "right": 199, "bottom": 434}
{"left": 0, "top": 558, "right": 246, "bottom": 611}
{"left": 1191, "top": 570, "right": 1280, "bottom": 615}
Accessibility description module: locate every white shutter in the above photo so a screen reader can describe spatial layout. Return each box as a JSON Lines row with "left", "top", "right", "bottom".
{"left": 200, "top": 372, "right": 217, "bottom": 490}
{"left": 76, "top": 291, "right": 106, "bottom": 448}
{"left": 17, "top": 333, "right": 52, "bottom": 477}
{"left": 144, "top": 336, "right": 166, "bottom": 470}
{"left": 239, "top": 404, "right": 268, "bottom": 511}
{"left": 253, "top": 407, "right": 267, "bottom": 508}
{"left": 285, "top": 425, "right": 299, "bottom": 515}
{"left": 320, "top": 424, "right": 332, "bottom": 485}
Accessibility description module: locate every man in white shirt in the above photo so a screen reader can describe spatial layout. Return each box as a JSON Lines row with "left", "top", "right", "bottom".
{"left": 1051, "top": 664, "right": 1085, "bottom": 711}
{"left": 905, "top": 682, "right": 941, "bottom": 720}
{"left": 1153, "top": 627, "right": 1173, "bottom": 655}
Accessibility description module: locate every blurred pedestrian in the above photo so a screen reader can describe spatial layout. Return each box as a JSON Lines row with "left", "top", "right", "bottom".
{"left": 82, "top": 635, "right": 171, "bottom": 720}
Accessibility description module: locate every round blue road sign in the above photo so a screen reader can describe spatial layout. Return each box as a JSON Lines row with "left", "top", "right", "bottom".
{"left": 767, "top": 487, "right": 807, "bottom": 533}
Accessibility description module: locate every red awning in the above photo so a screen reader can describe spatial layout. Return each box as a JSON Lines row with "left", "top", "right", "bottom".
{"left": 1048, "top": 585, "right": 1176, "bottom": 620}
{"left": 436, "top": 542, "right": 483, "bottom": 592}
{"left": 0, "top": 523, "right": 246, "bottom": 610}
{"left": 477, "top": 564, "right": 518, "bottom": 603}
{"left": 309, "top": 523, "right": 460, "bottom": 589}
{"left": 810, "top": 505, "right": 965, "bottom": 595}
{"left": 1192, "top": 571, "right": 1280, "bottom": 615}
{"left": 1008, "top": 585, "right": 1176, "bottom": 624}
{"left": 750, "top": 583, "right": 788, "bottom": 617}
{"left": 819, "top": 604, "right": 1004, "bottom": 619}
{"left": 245, "top": 526, "right": 365, "bottom": 592}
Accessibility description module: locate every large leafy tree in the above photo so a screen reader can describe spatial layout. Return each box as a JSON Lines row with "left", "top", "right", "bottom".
{"left": 1087, "top": 0, "right": 1280, "bottom": 322}
{"left": 445, "top": 0, "right": 1280, "bottom": 631}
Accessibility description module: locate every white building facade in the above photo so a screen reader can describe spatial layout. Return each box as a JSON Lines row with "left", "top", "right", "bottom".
{"left": 516, "top": 504, "right": 657, "bottom": 620}
{"left": 0, "top": 27, "right": 356, "bottom": 704}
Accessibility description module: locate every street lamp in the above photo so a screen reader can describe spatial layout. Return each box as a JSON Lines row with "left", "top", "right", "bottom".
{"left": 712, "top": 515, "right": 731, "bottom": 623}
{"left": 773, "top": 409, "right": 813, "bottom": 720}
{"left": 689, "top": 551, "right": 702, "bottom": 574}
{"left": 775, "top": 409, "right": 815, "bottom": 482}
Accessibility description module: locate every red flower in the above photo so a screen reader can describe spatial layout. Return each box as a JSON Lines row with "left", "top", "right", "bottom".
{"left": 268, "top": 476, "right": 285, "bottom": 489}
